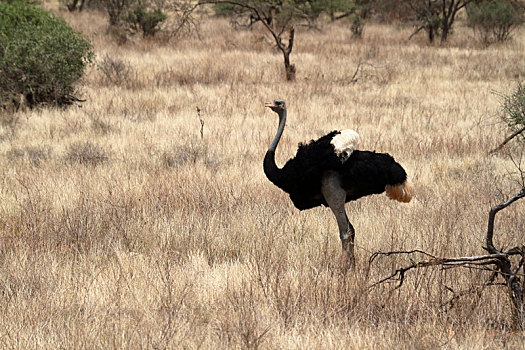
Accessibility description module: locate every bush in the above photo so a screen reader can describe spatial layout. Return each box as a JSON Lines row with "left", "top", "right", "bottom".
{"left": 65, "top": 141, "right": 109, "bottom": 166}
{"left": 104, "top": 0, "right": 134, "bottom": 26}
{"left": 97, "top": 54, "right": 135, "bottom": 87}
{"left": 123, "top": 5, "right": 166, "bottom": 37}
{"left": 0, "top": 0, "right": 94, "bottom": 107}
{"left": 467, "top": 0, "right": 524, "bottom": 45}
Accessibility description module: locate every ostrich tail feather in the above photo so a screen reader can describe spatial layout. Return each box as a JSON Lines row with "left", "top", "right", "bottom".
{"left": 385, "top": 179, "right": 414, "bottom": 203}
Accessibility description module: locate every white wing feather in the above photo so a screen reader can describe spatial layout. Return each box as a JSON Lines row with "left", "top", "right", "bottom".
{"left": 330, "top": 129, "right": 360, "bottom": 162}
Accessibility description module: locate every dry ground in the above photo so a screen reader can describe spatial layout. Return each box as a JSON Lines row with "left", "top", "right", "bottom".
{"left": 1, "top": 7, "right": 525, "bottom": 349}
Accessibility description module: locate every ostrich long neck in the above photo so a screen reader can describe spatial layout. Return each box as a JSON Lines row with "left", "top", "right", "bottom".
{"left": 264, "top": 108, "right": 287, "bottom": 188}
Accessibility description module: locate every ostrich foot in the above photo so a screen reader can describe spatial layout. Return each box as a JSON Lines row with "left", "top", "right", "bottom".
{"left": 341, "top": 240, "right": 355, "bottom": 270}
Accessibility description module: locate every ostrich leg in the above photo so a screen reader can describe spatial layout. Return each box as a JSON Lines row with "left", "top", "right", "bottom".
{"left": 321, "top": 171, "right": 356, "bottom": 269}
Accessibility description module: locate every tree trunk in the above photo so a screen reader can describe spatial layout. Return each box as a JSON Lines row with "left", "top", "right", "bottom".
{"left": 282, "top": 28, "right": 296, "bottom": 81}
{"left": 427, "top": 24, "right": 435, "bottom": 43}
{"left": 284, "top": 53, "right": 296, "bottom": 81}
{"left": 499, "top": 258, "right": 524, "bottom": 329}
{"left": 485, "top": 188, "right": 525, "bottom": 329}
{"left": 67, "top": 0, "right": 79, "bottom": 11}
{"left": 79, "top": 0, "right": 87, "bottom": 12}
{"left": 440, "top": 25, "right": 449, "bottom": 42}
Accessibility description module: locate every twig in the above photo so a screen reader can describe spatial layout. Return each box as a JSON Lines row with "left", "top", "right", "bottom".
{"left": 349, "top": 60, "right": 361, "bottom": 83}
{"left": 369, "top": 249, "right": 437, "bottom": 265}
{"left": 441, "top": 272, "right": 497, "bottom": 311}
{"left": 369, "top": 258, "right": 442, "bottom": 289}
{"left": 196, "top": 106, "right": 204, "bottom": 139}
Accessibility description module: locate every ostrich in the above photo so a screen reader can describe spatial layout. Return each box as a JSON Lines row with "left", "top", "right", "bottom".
{"left": 263, "top": 99, "right": 414, "bottom": 268}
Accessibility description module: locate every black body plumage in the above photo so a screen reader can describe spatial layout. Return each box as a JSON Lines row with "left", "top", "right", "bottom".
{"left": 264, "top": 130, "right": 408, "bottom": 210}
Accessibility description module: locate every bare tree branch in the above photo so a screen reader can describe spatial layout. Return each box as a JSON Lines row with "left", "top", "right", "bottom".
{"left": 489, "top": 126, "right": 525, "bottom": 155}
{"left": 407, "top": 25, "right": 425, "bottom": 41}
{"left": 370, "top": 186, "right": 525, "bottom": 329}
{"left": 369, "top": 252, "right": 515, "bottom": 289}
{"left": 485, "top": 188, "right": 525, "bottom": 254}
{"left": 333, "top": 9, "right": 357, "bottom": 21}
{"left": 369, "top": 249, "right": 437, "bottom": 264}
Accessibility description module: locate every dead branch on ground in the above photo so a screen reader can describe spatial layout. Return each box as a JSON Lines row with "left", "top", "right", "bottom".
{"left": 369, "top": 187, "right": 525, "bottom": 329}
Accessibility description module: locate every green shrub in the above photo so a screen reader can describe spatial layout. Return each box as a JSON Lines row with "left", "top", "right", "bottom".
{"left": 123, "top": 5, "right": 166, "bottom": 37}
{"left": 490, "top": 81, "right": 525, "bottom": 153}
{"left": 0, "top": 0, "right": 94, "bottom": 106}
{"left": 501, "top": 82, "right": 525, "bottom": 136}
{"left": 467, "top": 0, "right": 524, "bottom": 45}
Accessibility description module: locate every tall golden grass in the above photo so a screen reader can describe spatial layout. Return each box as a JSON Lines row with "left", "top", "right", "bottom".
{"left": 0, "top": 7, "right": 524, "bottom": 348}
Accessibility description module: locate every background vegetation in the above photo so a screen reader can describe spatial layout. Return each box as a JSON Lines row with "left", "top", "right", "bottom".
{"left": 467, "top": 0, "right": 525, "bottom": 45}
{"left": 0, "top": 0, "right": 525, "bottom": 348}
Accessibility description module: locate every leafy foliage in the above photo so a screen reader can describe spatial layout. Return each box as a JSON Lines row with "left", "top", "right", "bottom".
{"left": 123, "top": 5, "right": 167, "bottom": 37}
{"left": 391, "top": 0, "right": 473, "bottom": 43}
{"left": 467, "top": 0, "right": 524, "bottom": 45}
{"left": 0, "top": 0, "right": 94, "bottom": 106}
{"left": 104, "top": 0, "right": 134, "bottom": 26}
{"left": 501, "top": 81, "right": 525, "bottom": 137}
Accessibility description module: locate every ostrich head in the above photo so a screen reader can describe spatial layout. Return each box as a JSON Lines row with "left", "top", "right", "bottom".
{"left": 265, "top": 99, "right": 286, "bottom": 114}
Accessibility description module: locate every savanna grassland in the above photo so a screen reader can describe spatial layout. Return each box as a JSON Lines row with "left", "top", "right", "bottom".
{"left": 1, "top": 4, "right": 525, "bottom": 348}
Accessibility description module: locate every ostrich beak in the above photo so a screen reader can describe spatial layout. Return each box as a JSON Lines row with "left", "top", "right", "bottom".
{"left": 265, "top": 101, "right": 276, "bottom": 108}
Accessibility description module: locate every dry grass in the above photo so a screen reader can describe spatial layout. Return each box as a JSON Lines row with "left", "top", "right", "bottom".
{"left": 1, "top": 7, "right": 525, "bottom": 348}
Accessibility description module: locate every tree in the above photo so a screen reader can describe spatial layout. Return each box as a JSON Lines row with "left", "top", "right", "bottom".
{"left": 467, "top": 0, "right": 525, "bottom": 46}
{"left": 123, "top": 5, "right": 167, "bottom": 37}
{"left": 330, "top": 0, "right": 376, "bottom": 37}
{"left": 406, "top": 0, "right": 476, "bottom": 43}
{"left": 102, "top": 0, "right": 134, "bottom": 26}
{"left": 65, "top": 0, "right": 88, "bottom": 12}
{"left": 214, "top": 0, "right": 359, "bottom": 28}
{"left": 201, "top": 0, "right": 297, "bottom": 81}
{"left": 205, "top": 1, "right": 377, "bottom": 79}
